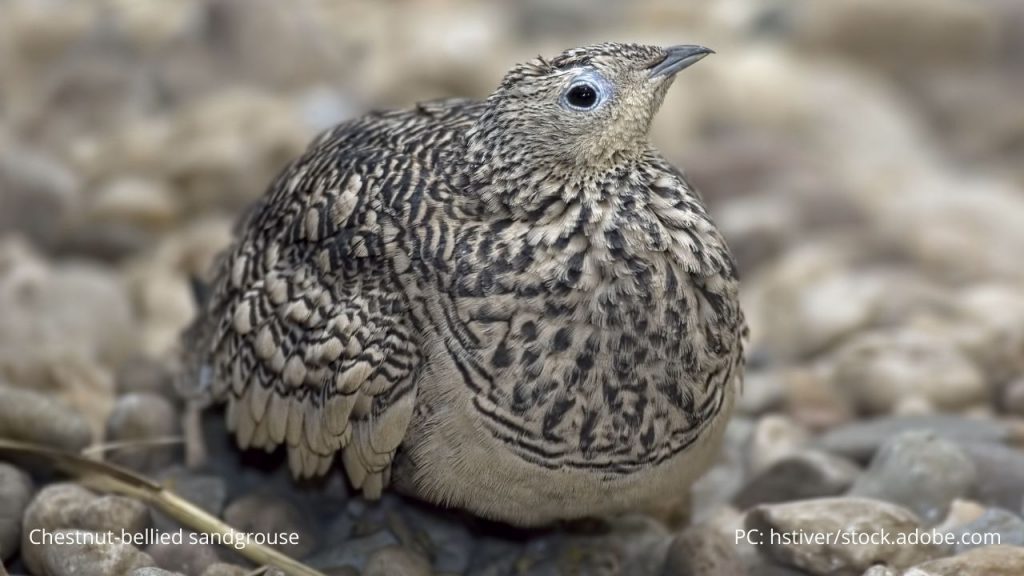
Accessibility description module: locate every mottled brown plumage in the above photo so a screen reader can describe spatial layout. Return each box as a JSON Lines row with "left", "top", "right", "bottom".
{"left": 183, "top": 42, "right": 746, "bottom": 526}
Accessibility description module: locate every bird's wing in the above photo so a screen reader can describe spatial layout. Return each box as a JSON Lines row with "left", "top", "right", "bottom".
{"left": 193, "top": 141, "right": 422, "bottom": 498}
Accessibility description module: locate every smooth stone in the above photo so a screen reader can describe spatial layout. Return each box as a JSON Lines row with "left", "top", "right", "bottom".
{"left": 0, "top": 463, "right": 33, "bottom": 561}
{"left": 735, "top": 369, "right": 785, "bottom": 416}
{"left": 400, "top": 505, "right": 473, "bottom": 574}
{"left": 906, "top": 545, "right": 1024, "bottom": 575}
{"left": 115, "top": 356, "right": 178, "bottom": 400}
{"left": 105, "top": 392, "right": 181, "bottom": 472}
{"left": 747, "top": 415, "right": 811, "bottom": 475}
{"left": 957, "top": 442, "right": 1024, "bottom": 511}
{"left": 146, "top": 541, "right": 221, "bottom": 576}
{"left": 222, "top": 491, "right": 316, "bottom": 558}
{"left": 815, "top": 415, "right": 1019, "bottom": 462}
{"left": 830, "top": 328, "right": 988, "bottom": 414}
{"left": 661, "top": 524, "right": 746, "bottom": 576}
{"left": 948, "top": 508, "right": 1024, "bottom": 554}
{"left": 362, "top": 546, "right": 431, "bottom": 576}
{"left": 860, "top": 566, "right": 899, "bottom": 576}
{"left": 307, "top": 529, "right": 399, "bottom": 572}
{"left": 691, "top": 417, "right": 755, "bottom": 520}
{"left": 734, "top": 450, "right": 861, "bottom": 509}
{"left": 934, "top": 499, "right": 986, "bottom": 533}
{"left": 199, "top": 564, "right": 248, "bottom": 576}
{"left": 847, "top": 431, "right": 976, "bottom": 525}
{"left": 22, "top": 483, "right": 150, "bottom": 575}
{"left": 153, "top": 469, "right": 226, "bottom": 532}
{"left": 0, "top": 385, "right": 92, "bottom": 451}
{"left": 0, "top": 142, "right": 80, "bottom": 250}
{"left": 1001, "top": 378, "right": 1024, "bottom": 416}
{"left": 747, "top": 497, "right": 941, "bottom": 575}
{"left": 38, "top": 529, "right": 155, "bottom": 576}
{"left": 133, "top": 569, "right": 185, "bottom": 576}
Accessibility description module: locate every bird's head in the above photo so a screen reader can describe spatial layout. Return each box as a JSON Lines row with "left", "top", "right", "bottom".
{"left": 468, "top": 42, "right": 712, "bottom": 174}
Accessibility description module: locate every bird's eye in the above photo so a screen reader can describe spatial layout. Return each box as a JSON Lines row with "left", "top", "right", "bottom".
{"left": 563, "top": 81, "right": 601, "bottom": 110}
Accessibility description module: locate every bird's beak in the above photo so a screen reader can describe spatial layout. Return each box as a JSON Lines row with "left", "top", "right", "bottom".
{"left": 647, "top": 45, "right": 714, "bottom": 79}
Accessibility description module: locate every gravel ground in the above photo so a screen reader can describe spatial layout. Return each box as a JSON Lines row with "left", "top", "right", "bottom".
{"left": 2, "top": 1, "right": 1024, "bottom": 575}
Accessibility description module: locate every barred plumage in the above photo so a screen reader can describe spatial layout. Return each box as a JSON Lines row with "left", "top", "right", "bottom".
{"left": 184, "top": 42, "right": 746, "bottom": 526}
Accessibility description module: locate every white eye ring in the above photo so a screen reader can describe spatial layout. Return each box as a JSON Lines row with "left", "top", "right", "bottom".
{"left": 560, "top": 70, "right": 610, "bottom": 112}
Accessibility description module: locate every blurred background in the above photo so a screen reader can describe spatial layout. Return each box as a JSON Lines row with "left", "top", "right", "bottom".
{"left": 2, "top": 1, "right": 1024, "bottom": 575}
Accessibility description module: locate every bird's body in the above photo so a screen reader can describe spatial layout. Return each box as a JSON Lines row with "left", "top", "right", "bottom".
{"left": 185, "top": 43, "right": 745, "bottom": 526}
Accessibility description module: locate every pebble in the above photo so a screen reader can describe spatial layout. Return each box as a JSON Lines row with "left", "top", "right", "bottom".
{"left": 1000, "top": 377, "right": 1024, "bottom": 416}
{"left": 307, "top": 529, "right": 399, "bottom": 572}
{"left": 747, "top": 497, "right": 940, "bottom": 575}
{"left": 847, "top": 431, "right": 976, "bottom": 525}
{"left": 401, "top": 506, "right": 474, "bottom": 574}
{"left": 815, "top": 415, "right": 1019, "bottom": 462}
{"left": 831, "top": 328, "right": 989, "bottom": 415}
{"left": 860, "top": 566, "right": 899, "bottom": 576}
{"left": 362, "top": 546, "right": 431, "bottom": 576}
{"left": 105, "top": 392, "right": 181, "bottom": 471}
{"left": 735, "top": 369, "right": 785, "bottom": 416}
{"left": 21, "top": 483, "right": 150, "bottom": 575}
{"left": 133, "top": 569, "right": 185, "bottom": 576}
{"left": 734, "top": 450, "right": 861, "bottom": 509}
{"left": 115, "top": 356, "right": 178, "bottom": 399}
{"left": 146, "top": 541, "right": 221, "bottom": 576}
{"left": 947, "top": 508, "right": 1024, "bottom": 554}
{"left": 0, "top": 385, "right": 93, "bottom": 451}
{"left": 661, "top": 523, "right": 745, "bottom": 576}
{"left": 957, "top": 442, "right": 1024, "bottom": 511}
{"left": 905, "top": 545, "right": 1024, "bottom": 575}
{"left": 153, "top": 468, "right": 227, "bottom": 532}
{"left": 691, "top": 417, "right": 755, "bottom": 520}
{"left": 222, "top": 491, "right": 317, "bottom": 558}
{"left": 747, "top": 415, "right": 811, "bottom": 475}
{"left": 0, "top": 141, "right": 81, "bottom": 250}
{"left": 934, "top": 499, "right": 986, "bottom": 533}
{"left": 199, "top": 564, "right": 248, "bottom": 576}
{"left": 37, "top": 529, "right": 156, "bottom": 576}
{"left": 0, "top": 463, "right": 33, "bottom": 561}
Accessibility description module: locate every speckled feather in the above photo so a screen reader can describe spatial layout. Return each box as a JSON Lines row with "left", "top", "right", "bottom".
{"left": 185, "top": 42, "right": 746, "bottom": 525}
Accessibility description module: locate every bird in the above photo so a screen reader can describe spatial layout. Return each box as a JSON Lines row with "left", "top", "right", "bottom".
{"left": 182, "top": 42, "right": 746, "bottom": 527}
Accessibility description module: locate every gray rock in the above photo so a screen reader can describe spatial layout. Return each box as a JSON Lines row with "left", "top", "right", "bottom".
{"left": 661, "top": 524, "right": 745, "bottom": 576}
{"left": 133, "top": 569, "right": 185, "bottom": 576}
{"left": 848, "top": 431, "right": 976, "bottom": 525}
{"left": 465, "top": 536, "right": 523, "bottom": 576}
{"left": 747, "top": 497, "right": 941, "bottom": 576}
{"left": 906, "top": 545, "right": 1024, "bottom": 575}
{"left": 37, "top": 529, "right": 155, "bottom": 576}
{"left": 146, "top": 541, "right": 220, "bottom": 576}
{"left": 0, "top": 463, "right": 33, "bottom": 561}
{"left": 692, "top": 417, "right": 755, "bottom": 520}
{"left": 115, "top": 357, "right": 178, "bottom": 400}
{"left": 199, "top": 563, "right": 248, "bottom": 576}
{"left": 1000, "top": 377, "right": 1024, "bottom": 416}
{"left": 955, "top": 442, "right": 1024, "bottom": 512}
{"left": 815, "top": 415, "right": 1018, "bottom": 462}
{"left": 21, "top": 483, "right": 151, "bottom": 575}
{"left": 948, "top": 508, "right": 1024, "bottom": 554}
{"left": 860, "top": 566, "right": 899, "bottom": 576}
{"left": 106, "top": 393, "right": 181, "bottom": 471}
{"left": 402, "top": 506, "right": 473, "bottom": 574}
{"left": 153, "top": 469, "right": 226, "bottom": 532}
{"left": 747, "top": 415, "right": 810, "bottom": 475}
{"left": 223, "top": 491, "right": 316, "bottom": 558}
{"left": 363, "top": 546, "right": 431, "bottom": 576}
{"left": 734, "top": 450, "right": 861, "bottom": 509}
{"left": 308, "top": 529, "right": 399, "bottom": 572}
{"left": 831, "top": 328, "right": 988, "bottom": 414}
{"left": 0, "top": 385, "right": 92, "bottom": 451}
{"left": 0, "top": 142, "right": 80, "bottom": 250}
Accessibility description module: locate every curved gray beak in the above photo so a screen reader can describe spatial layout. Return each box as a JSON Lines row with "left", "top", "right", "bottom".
{"left": 647, "top": 45, "right": 714, "bottom": 79}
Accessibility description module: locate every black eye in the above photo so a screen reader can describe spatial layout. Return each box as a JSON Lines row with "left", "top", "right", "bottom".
{"left": 565, "top": 82, "right": 599, "bottom": 110}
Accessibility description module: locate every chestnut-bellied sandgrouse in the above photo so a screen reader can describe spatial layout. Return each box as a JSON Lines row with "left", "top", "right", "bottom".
{"left": 184, "top": 43, "right": 746, "bottom": 526}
